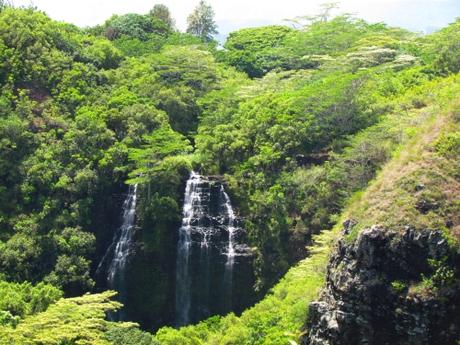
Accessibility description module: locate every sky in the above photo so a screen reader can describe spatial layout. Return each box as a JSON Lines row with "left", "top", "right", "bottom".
{"left": 10, "top": 0, "right": 460, "bottom": 40}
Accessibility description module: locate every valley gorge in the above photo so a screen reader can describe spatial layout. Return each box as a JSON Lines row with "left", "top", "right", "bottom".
{"left": 93, "top": 171, "right": 255, "bottom": 330}
{"left": 0, "top": 3, "right": 459, "bottom": 344}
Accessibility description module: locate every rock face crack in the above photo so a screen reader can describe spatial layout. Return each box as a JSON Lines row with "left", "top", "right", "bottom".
{"left": 302, "top": 223, "right": 460, "bottom": 345}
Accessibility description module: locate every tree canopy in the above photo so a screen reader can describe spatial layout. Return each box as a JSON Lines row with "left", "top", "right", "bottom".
{"left": 149, "top": 4, "right": 175, "bottom": 30}
{"left": 0, "top": 3, "right": 459, "bottom": 344}
{"left": 186, "top": 0, "right": 218, "bottom": 42}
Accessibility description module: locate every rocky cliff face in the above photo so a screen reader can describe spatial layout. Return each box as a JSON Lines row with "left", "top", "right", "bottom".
{"left": 113, "top": 175, "right": 255, "bottom": 331}
{"left": 175, "top": 173, "right": 254, "bottom": 326}
{"left": 302, "top": 221, "right": 460, "bottom": 345}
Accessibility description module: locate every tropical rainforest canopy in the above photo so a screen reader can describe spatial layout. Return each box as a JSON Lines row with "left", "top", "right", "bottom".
{"left": 0, "top": 1, "right": 459, "bottom": 344}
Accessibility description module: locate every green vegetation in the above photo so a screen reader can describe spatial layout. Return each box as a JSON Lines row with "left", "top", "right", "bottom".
{"left": 343, "top": 74, "right": 460, "bottom": 240}
{"left": 154, "top": 56, "right": 460, "bottom": 345}
{"left": 0, "top": 1, "right": 459, "bottom": 344}
{"left": 196, "top": 30, "right": 445, "bottom": 291}
{"left": 155, "top": 230, "right": 335, "bottom": 345}
{"left": 220, "top": 16, "right": 412, "bottom": 77}
{"left": 0, "top": 280, "right": 62, "bottom": 327}
{"left": 149, "top": 4, "right": 175, "bottom": 31}
{"left": 186, "top": 0, "right": 218, "bottom": 42}
{"left": 0, "top": 289, "right": 158, "bottom": 345}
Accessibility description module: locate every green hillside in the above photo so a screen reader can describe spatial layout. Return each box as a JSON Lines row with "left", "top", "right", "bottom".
{"left": 0, "top": 2, "right": 459, "bottom": 344}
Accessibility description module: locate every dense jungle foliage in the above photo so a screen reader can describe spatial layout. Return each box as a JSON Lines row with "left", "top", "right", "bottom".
{"left": 0, "top": 1, "right": 459, "bottom": 344}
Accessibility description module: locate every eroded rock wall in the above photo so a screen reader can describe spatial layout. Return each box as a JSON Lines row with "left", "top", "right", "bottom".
{"left": 302, "top": 222, "right": 460, "bottom": 345}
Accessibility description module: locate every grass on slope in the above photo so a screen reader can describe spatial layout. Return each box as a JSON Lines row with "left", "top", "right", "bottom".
{"left": 345, "top": 74, "right": 460, "bottom": 243}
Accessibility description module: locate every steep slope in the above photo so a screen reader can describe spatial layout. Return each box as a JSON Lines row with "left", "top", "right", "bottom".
{"left": 153, "top": 73, "right": 460, "bottom": 345}
{"left": 302, "top": 77, "right": 460, "bottom": 344}
{"left": 1, "top": 4, "right": 460, "bottom": 344}
{"left": 156, "top": 76, "right": 460, "bottom": 345}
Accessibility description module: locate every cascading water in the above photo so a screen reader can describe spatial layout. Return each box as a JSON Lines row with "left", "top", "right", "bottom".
{"left": 97, "top": 184, "right": 138, "bottom": 319}
{"left": 175, "top": 172, "right": 201, "bottom": 326}
{"left": 107, "top": 184, "right": 138, "bottom": 287}
{"left": 222, "top": 187, "right": 236, "bottom": 311}
{"left": 175, "top": 171, "right": 250, "bottom": 327}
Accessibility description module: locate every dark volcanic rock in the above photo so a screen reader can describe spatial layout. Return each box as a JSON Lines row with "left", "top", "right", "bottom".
{"left": 415, "top": 199, "right": 440, "bottom": 214}
{"left": 176, "top": 173, "right": 255, "bottom": 325}
{"left": 301, "top": 224, "right": 460, "bottom": 345}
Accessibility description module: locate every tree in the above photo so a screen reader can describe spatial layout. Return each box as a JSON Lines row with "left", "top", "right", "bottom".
{"left": 0, "top": 0, "right": 11, "bottom": 11}
{"left": 285, "top": 2, "right": 340, "bottom": 28}
{"left": 104, "top": 13, "right": 165, "bottom": 41}
{"left": 186, "top": 0, "right": 218, "bottom": 42}
{"left": 434, "top": 38, "right": 460, "bottom": 74}
{"left": 0, "top": 291, "right": 136, "bottom": 345}
{"left": 223, "top": 26, "right": 296, "bottom": 77}
{"left": 149, "top": 4, "right": 175, "bottom": 30}
{"left": 317, "top": 2, "right": 340, "bottom": 22}
{"left": 0, "top": 280, "right": 62, "bottom": 318}
{"left": 128, "top": 126, "right": 192, "bottom": 198}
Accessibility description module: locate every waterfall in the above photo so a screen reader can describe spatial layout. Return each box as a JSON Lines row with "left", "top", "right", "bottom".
{"left": 175, "top": 172, "right": 201, "bottom": 326}
{"left": 107, "top": 184, "right": 138, "bottom": 287}
{"left": 176, "top": 171, "right": 216, "bottom": 326}
{"left": 97, "top": 184, "right": 138, "bottom": 318}
{"left": 175, "top": 171, "right": 247, "bottom": 326}
{"left": 222, "top": 186, "right": 236, "bottom": 311}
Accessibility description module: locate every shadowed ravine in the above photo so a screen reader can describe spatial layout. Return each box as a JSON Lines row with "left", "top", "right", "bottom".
{"left": 96, "top": 184, "right": 138, "bottom": 320}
